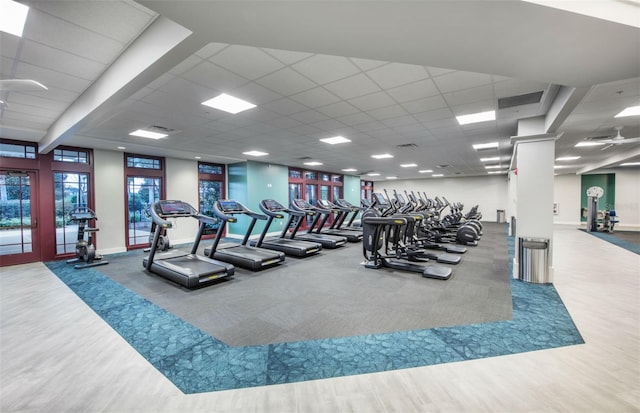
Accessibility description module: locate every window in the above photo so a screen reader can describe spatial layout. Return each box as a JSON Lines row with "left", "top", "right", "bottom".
{"left": 288, "top": 167, "right": 343, "bottom": 229}
{"left": 125, "top": 154, "right": 165, "bottom": 249}
{"left": 361, "top": 180, "right": 374, "bottom": 202}
{"left": 198, "top": 162, "right": 225, "bottom": 236}
{"left": 54, "top": 172, "right": 89, "bottom": 254}
{"left": 53, "top": 149, "right": 89, "bottom": 163}
{"left": 0, "top": 141, "right": 36, "bottom": 159}
{"left": 126, "top": 155, "right": 161, "bottom": 170}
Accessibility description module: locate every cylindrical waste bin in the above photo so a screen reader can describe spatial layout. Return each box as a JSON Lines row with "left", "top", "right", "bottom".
{"left": 518, "top": 237, "right": 550, "bottom": 283}
{"left": 496, "top": 209, "right": 506, "bottom": 223}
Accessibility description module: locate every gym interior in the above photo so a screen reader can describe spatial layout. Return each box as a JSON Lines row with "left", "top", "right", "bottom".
{"left": 1, "top": 2, "right": 639, "bottom": 412}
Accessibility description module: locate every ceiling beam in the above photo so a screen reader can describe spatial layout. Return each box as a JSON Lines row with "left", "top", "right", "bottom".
{"left": 576, "top": 145, "right": 640, "bottom": 174}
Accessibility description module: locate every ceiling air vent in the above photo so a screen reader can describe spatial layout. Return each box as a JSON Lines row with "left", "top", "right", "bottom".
{"left": 148, "top": 125, "right": 176, "bottom": 133}
{"left": 436, "top": 164, "right": 450, "bottom": 168}
{"left": 498, "top": 91, "right": 544, "bottom": 109}
{"left": 396, "top": 143, "right": 418, "bottom": 149}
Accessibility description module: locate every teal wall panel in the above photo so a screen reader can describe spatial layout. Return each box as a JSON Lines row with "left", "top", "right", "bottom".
{"left": 246, "top": 161, "right": 289, "bottom": 236}
{"left": 580, "top": 173, "right": 616, "bottom": 221}
{"left": 227, "top": 162, "right": 250, "bottom": 236}
{"left": 343, "top": 175, "right": 361, "bottom": 206}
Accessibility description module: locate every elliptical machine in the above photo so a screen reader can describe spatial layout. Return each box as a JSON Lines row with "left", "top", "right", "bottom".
{"left": 66, "top": 206, "right": 108, "bottom": 269}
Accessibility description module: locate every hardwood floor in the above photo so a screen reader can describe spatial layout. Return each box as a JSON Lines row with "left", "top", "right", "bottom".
{"left": 1, "top": 225, "right": 638, "bottom": 412}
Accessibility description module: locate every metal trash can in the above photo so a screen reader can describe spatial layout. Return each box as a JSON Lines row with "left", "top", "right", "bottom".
{"left": 496, "top": 209, "right": 506, "bottom": 223}
{"left": 518, "top": 237, "right": 550, "bottom": 283}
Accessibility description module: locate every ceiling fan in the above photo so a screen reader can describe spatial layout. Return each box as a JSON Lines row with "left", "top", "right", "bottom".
{"left": 586, "top": 126, "right": 640, "bottom": 150}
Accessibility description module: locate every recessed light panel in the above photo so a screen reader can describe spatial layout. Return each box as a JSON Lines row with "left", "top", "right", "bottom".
{"left": 432, "top": 174, "right": 444, "bottom": 177}
{"left": 371, "top": 153, "right": 394, "bottom": 159}
{"left": 367, "top": 172, "right": 381, "bottom": 176}
{"left": 575, "top": 141, "right": 606, "bottom": 147}
{"left": 484, "top": 165, "right": 501, "bottom": 169}
{"left": 129, "top": 129, "right": 168, "bottom": 139}
{"left": 620, "top": 162, "right": 640, "bottom": 166}
{"left": 400, "top": 163, "right": 417, "bottom": 168}
{"left": 243, "top": 150, "right": 268, "bottom": 157}
{"left": 202, "top": 93, "right": 256, "bottom": 114}
{"left": 0, "top": 0, "right": 29, "bottom": 37}
{"left": 456, "top": 110, "right": 495, "bottom": 125}
{"left": 488, "top": 171, "right": 507, "bottom": 174}
{"left": 342, "top": 168, "right": 357, "bottom": 172}
{"left": 615, "top": 106, "right": 640, "bottom": 118}
{"left": 386, "top": 176, "right": 397, "bottom": 180}
{"left": 320, "top": 136, "right": 351, "bottom": 144}
{"left": 419, "top": 169, "right": 433, "bottom": 173}
{"left": 304, "top": 161, "right": 323, "bottom": 166}
{"left": 556, "top": 156, "right": 581, "bottom": 161}
{"left": 480, "top": 157, "right": 500, "bottom": 162}
{"left": 472, "top": 142, "right": 499, "bottom": 150}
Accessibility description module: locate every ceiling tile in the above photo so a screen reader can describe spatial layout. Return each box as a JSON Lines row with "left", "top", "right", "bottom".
{"left": 316, "top": 101, "right": 360, "bottom": 118}
{"left": 401, "top": 95, "right": 448, "bottom": 114}
{"left": 337, "top": 112, "right": 376, "bottom": 126}
{"left": 366, "top": 63, "right": 430, "bottom": 89}
{"left": 292, "top": 54, "right": 361, "bottom": 85}
{"left": 8, "top": 61, "right": 90, "bottom": 93}
{"left": 387, "top": 79, "right": 439, "bottom": 103}
{"left": 210, "top": 45, "right": 285, "bottom": 80}
{"left": 493, "top": 79, "right": 549, "bottom": 99}
{"left": 290, "top": 110, "right": 329, "bottom": 124}
{"left": 183, "top": 61, "right": 248, "bottom": 92}
{"left": 433, "top": 71, "right": 493, "bottom": 93}
{"left": 195, "top": 43, "right": 229, "bottom": 60}
{"left": 368, "top": 105, "right": 409, "bottom": 121}
{"left": 289, "top": 87, "right": 341, "bottom": 108}
{"left": 230, "top": 82, "right": 282, "bottom": 105}
{"left": 256, "top": 67, "right": 317, "bottom": 96}
{"left": 262, "top": 97, "right": 309, "bottom": 115}
{"left": 350, "top": 57, "right": 388, "bottom": 71}
{"left": 262, "top": 48, "right": 313, "bottom": 65}
{"left": 349, "top": 91, "right": 396, "bottom": 111}
{"left": 443, "top": 84, "right": 494, "bottom": 106}
{"left": 324, "top": 74, "right": 381, "bottom": 100}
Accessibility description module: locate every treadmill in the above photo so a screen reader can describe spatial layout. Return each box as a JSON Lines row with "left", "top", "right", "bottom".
{"left": 143, "top": 200, "right": 234, "bottom": 288}
{"left": 334, "top": 198, "right": 364, "bottom": 229}
{"left": 288, "top": 199, "right": 347, "bottom": 249}
{"left": 249, "top": 199, "right": 322, "bottom": 257}
{"left": 314, "top": 199, "right": 362, "bottom": 242}
{"left": 204, "top": 200, "right": 285, "bottom": 270}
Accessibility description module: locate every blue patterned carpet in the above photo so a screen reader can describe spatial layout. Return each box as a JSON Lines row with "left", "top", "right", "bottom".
{"left": 45, "top": 235, "right": 583, "bottom": 394}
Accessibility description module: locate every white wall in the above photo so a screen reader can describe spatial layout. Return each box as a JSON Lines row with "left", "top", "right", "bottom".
{"left": 375, "top": 175, "right": 508, "bottom": 221}
{"left": 553, "top": 174, "right": 581, "bottom": 225}
{"left": 93, "top": 149, "right": 126, "bottom": 254}
{"left": 613, "top": 169, "right": 640, "bottom": 230}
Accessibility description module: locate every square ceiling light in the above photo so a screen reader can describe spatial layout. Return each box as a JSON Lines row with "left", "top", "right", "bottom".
{"left": 202, "top": 93, "right": 256, "bottom": 114}
{"left": 129, "top": 129, "right": 168, "bottom": 139}
{"left": 304, "top": 161, "right": 323, "bottom": 166}
{"left": 371, "top": 153, "right": 394, "bottom": 159}
{"left": 342, "top": 168, "right": 357, "bottom": 172}
{"left": 320, "top": 136, "right": 351, "bottom": 144}
{"left": 456, "top": 110, "right": 495, "bottom": 125}
{"left": 575, "top": 141, "right": 605, "bottom": 147}
{"left": 615, "top": 105, "right": 640, "bottom": 118}
{"left": 419, "top": 169, "right": 433, "bottom": 173}
{"left": 0, "top": 0, "right": 29, "bottom": 37}
{"left": 556, "top": 156, "right": 581, "bottom": 161}
{"left": 480, "top": 156, "right": 499, "bottom": 162}
{"left": 243, "top": 150, "right": 268, "bottom": 157}
{"left": 401, "top": 163, "right": 417, "bottom": 168}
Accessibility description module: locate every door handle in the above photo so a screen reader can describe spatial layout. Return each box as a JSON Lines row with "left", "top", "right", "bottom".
{"left": 32, "top": 217, "right": 37, "bottom": 229}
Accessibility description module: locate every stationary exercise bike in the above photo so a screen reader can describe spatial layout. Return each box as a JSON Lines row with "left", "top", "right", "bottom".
{"left": 66, "top": 207, "right": 108, "bottom": 269}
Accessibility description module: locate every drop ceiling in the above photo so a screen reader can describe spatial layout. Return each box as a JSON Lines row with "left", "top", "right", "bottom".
{"left": 1, "top": 0, "right": 639, "bottom": 180}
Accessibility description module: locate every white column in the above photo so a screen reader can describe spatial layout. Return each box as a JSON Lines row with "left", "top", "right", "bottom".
{"left": 511, "top": 133, "right": 556, "bottom": 281}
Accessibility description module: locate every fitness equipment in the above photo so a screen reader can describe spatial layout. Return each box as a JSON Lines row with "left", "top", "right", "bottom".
{"left": 204, "top": 200, "right": 286, "bottom": 270}
{"left": 66, "top": 207, "right": 108, "bottom": 269}
{"left": 314, "top": 199, "right": 362, "bottom": 242}
{"left": 334, "top": 198, "right": 364, "bottom": 229}
{"left": 288, "top": 199, "right": 347, "bottom": 249}
{"left": 586, "top": 186, "right": 604, "bottom": 232}
{"left": 251, "top": 199, "right": 322, "bottom": 257}
{"left": 143, "top": 200, "right": 234, "bottom": 288}
{"left": 362, "top": 193, "right": 452, "bottom": 280}
{"left": 143, "top": 207, "right": 171, "bottom": 253}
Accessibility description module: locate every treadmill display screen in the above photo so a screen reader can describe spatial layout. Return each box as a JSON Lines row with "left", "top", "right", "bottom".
{"left": 373, "top": 193, "right": 389, "bottom": 207}
{"left": 159, "top": 200, "right": 187, "bottom": 215}
{"left": 263, "top": 199, "right": 282, "bottom": 210}
{"left": 396, "top": 193, "right": 406, "bottom": 204}
{"left": 293, "top": 199, "right": 308, "bottom": 208}
{"left": 219, "top": 200, "right": 239, "bottom": 212}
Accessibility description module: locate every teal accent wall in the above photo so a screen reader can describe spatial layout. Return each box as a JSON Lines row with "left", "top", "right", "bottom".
{"left": 226, "top": 161, "right": 289, "bottom": 237}
{"left": 343, "top": 175, "right": 361, "bottom": 206}
{"left": 580, "top": 173, "right": 615, "bottom": 221}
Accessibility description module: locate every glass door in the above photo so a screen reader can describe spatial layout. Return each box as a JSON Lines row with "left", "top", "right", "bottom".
{"left": 126, "top": 176, "right": 161, "bottom": 248}
{"left": 0, "top": 170, "right": 40, "bottom": 265}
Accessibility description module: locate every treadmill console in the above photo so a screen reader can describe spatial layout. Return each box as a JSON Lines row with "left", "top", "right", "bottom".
{"left": 156, "top": 200, "right": 193, "bottom": 216}
{"left": 263, "top": 199, "right": 284, "bottom": 211}
{"left": 373, "top": 192, "right": 390, "bottom": 207}
{"left": 218, "top": 200, "right": 242, "bottom": 213}
{"left": 293, "top": 199, "right": 311, "bottom": 209}
{"left": 316, "top": 199, "right": 332, "bottom": 208}
{"left": 396, "top": 193, "right": 406, "bottom": 204}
